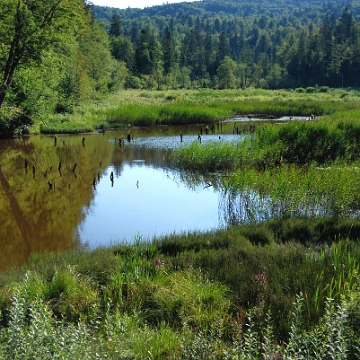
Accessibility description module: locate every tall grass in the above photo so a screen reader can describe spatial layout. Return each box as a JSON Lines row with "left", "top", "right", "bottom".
{"left": 171, "top": 138, "right": 252, "bottom": 172}
{"left": 1, "top": 271, "right": 360, "bottom": 359}
{"left": 105, "top": 102, "right": 230, "bottom": 127}
{"left": 155, "top": 218, "right": 360, "bottom": 338}
{"left": 172, "top": 115, "right": 360, "bottom": 174}
{"left": 224, "top": 165, "right": 360, "bottom": 221}
{"left": 37, "top": 88, "right": 360, "bottom": 134}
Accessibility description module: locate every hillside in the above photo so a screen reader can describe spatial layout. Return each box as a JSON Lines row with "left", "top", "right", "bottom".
{"left": 91, "top": 0, "right": 359, "bottom": 25}
{"left": 89, "top": 0, "right": 360, "bottom": 91}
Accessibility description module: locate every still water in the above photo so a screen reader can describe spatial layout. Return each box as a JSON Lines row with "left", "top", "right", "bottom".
{"left": 0, "top": 123, "right": 244, "bottom": 270}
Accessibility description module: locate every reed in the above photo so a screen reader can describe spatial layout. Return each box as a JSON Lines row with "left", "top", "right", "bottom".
{"left": 225, "top": 165, "right": 360, "bottom": 221}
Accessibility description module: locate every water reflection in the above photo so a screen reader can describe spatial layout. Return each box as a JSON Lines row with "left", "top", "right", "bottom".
{"left": 0, "top": 134, "right": 113, "bottom": 270}
{"left": 0, "top": 125, "right": 245, "bottom": 270}
{"left": 79, "top": 127, "right": 240, "bottom": 247}
{"left": 79, "top": 165, "right": 220, "bottom": 247}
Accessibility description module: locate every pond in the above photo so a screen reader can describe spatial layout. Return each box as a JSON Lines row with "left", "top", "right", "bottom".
{"left": 0, "top": 122, "right": 245, "bottom": 270}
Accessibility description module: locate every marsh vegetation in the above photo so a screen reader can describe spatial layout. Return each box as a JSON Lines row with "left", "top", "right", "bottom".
{"left": 2, "top": 88, "right": 360, "bottom": 358}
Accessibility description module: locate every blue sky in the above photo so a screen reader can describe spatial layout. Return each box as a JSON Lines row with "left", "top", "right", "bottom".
{"left": 89, "top": 0, "right": 199, "bottom": 9}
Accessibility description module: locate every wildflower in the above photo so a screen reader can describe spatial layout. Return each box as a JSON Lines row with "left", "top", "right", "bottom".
{"left": 157, "top": 258, "right": 162, "bottom": 266}
{"left": 254, "top": 272, "right": 268, "bottom": 287}
{"left": 254, "top": 272, "right": 267, "bottom": 282}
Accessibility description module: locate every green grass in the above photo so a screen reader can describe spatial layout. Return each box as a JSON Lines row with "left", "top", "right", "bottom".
{"left": 173, "top": 116, "right": 360, "bottom": 172}
{"left": 1, "top": 226, "right": 360, "bottom": 358}
{"left": 1, "top": 218, "right": 359, "bottom": 339}
{"left": 33, "top": 88, "right": 360, "bottom": 134}
{"left": 221, "top": 165, "right": 360, "bottom": 220}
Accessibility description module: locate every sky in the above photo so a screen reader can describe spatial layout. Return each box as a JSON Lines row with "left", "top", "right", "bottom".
{"left": 89, "top": 0, "right": 199, "bottom": 9}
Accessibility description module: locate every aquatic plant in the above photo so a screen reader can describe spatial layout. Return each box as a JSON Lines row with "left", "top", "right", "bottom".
{"left": 224, "top": 165, "right": 360, "bottom": 222}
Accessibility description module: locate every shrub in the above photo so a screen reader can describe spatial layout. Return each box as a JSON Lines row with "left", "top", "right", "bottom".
{"left": 306, "top": 86, "right": 316, "bottom": 93}
{"left": 318, "top": 86, "right": 330, "bottom": 93}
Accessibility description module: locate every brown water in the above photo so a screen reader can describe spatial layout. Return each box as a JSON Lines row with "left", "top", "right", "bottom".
{"left": 0, "top": 124, "right": 244, "bottom": 270}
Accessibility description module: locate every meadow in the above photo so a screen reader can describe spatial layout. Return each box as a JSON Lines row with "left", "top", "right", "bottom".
{"left": 2, "top": 87, "right": 360, "bottom": 358}
{"left": 38, "top": 87, "right": 360, "bottom": 133}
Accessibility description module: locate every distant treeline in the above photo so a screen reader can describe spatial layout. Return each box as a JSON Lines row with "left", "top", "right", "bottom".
{"left": 92, "top": 0, "right": 360, "bottom": 90}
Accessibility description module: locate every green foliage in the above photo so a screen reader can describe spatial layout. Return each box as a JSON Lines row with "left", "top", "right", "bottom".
{"left": 172, "top": 139, "right": 251, "bottom": 172}
{"left": 1, "top": 277, "right": 359, "bottom": 359}
{"left": 0, "top": 224, "right": 360, "bottom": 358}
{"left": 0, "top": 107, "right": 32, "bottom": 138}
{"left": 223, "top": 165, "right": 360, "bottom": 221}
{"left": 345, "top": 283, "right": 360, "bottom": 359}
{"left": 155, "top": 219, "right": 360, "bottom": 339}
{"left": 0, "top": 0, "right": 124, "bottom": 137}
{"left": 3, "top": 0, "right": 360, "bottom": 137}
{"left": 0, "top": 275, "right": 105, "bottom": 359}
{"left": 0, "top": 0, "right": 89, "bottom": 133}
{"left": 92, "top": 0, "right": 360, "bottom": 92}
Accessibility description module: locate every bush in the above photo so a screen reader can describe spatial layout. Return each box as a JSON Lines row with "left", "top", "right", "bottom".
{"left": 125, "top": 75, "right": 142, "bottom": 89}
{"left": 306, "top": 86, "right": 316, "bottom": 93}
{"left": 295, "top": 87, "right": 306, "bottom": 93}
{"left": 318, "top": 86, "right": 330, "bottom": 93}
{"left": 0, "top": 108, "right": 33, "bottom": 138}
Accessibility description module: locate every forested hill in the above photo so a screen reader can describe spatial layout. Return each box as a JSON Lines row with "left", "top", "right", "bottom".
{"left": 89, "top": 0, "right": 360, "bottom": 92}
{"left": 2, "top": 0, "right": 360, "bottom": 137}
{"left": 92, "top": 0, "right": 359, "bottom": 25}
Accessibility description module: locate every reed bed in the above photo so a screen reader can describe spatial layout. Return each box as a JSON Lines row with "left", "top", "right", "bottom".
{"left": 173, "top": 117, "right": 360, "bottom": 172}
{"left": 223, "top": 165, "right": 360, "bottom": 222}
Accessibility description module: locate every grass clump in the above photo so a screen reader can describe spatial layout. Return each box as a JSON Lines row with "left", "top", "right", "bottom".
{"left": 139, "top": 269, "right": 230, "bottom": 330}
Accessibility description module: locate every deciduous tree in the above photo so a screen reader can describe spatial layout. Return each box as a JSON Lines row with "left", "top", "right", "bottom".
{"left": 0, "top": 0, "right": 85, "bottom": 109}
